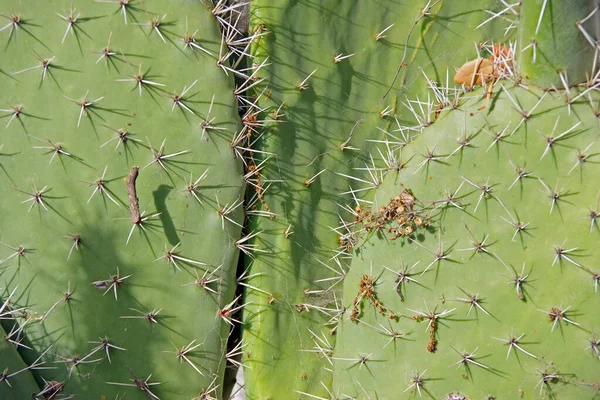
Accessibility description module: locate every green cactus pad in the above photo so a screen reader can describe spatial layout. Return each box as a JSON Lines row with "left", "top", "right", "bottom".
{"left": 331, "top": 85, "right": 600, "bottom": 399}
{"left": 518, "top": 0, "right": 599, "bottom": 88}
{"left": 0, "top": 0, "right": 244, "bottom": 398}
{"left": 243, "top": 1, "right": 509, "bottom": 398}
{"left": 0, "top": 324, "right": 40, "bottom": 398}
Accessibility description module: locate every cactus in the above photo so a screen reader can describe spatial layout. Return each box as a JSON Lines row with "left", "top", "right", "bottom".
{"left": 0, "top": 324, "right": 40, "bottom": 397}
{"left": 518, "top": 0, "right": 599, "bottom": 88}
{"left": 241, "top": 1, "right": 513, "bottom": 398}
{"left": 330, "top": 84, "right": 600, "bottom": 398}
{"left": 2, "top": 0, "right": 600, "bottom": 399}
{"left": 0, "top": 0, "right": 244, "bottom": 398}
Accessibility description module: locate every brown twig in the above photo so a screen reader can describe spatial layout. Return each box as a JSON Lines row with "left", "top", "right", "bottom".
{"left": 126, "top": 166, "right": 141, "bottom": 224}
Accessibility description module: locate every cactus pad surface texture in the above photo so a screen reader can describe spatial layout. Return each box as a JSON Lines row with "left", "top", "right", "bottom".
{"left": 518, "top": 0, "right": 599, "bottom": 88}
{"left": 242, "top": 0, "right": 512, "bottom": 399}
{"left": 0, "top": 324, "right": 40, "bottom": 397}
{"left": 244, "top": 0, "right": 600, "bottom": 399}
{"left": 0, "top": 0, "right": 244, "bottom": 399}
{"left": 1, "top": 0, "right": 600, "bottom": 399}
{"left": 333, "top": 86, "right": 600, "bottom": 399}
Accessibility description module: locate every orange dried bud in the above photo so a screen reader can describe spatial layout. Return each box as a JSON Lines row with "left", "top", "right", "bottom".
{"left": 454, "top": 58, "right": 494, "bottom": 86}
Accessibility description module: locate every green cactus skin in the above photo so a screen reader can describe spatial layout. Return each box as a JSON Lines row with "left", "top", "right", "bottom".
{"left": 0, "top": 0, "right": 244, "bottom": 398}
{"left": 0, "top": 324, "right": 40, "bottom": 397}
{"left": 518, "top": 0, "right": 599, "bottom": 88}
{"left": 243, "top": 1, "right": 508, "bottom": 398}
{"left": 331, "top": 85, "right": 600, "bottom": 399}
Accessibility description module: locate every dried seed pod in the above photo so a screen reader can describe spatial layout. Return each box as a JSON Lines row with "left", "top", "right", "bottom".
{"left": 453, "top": 58, "right": 495, "bottom": 86}
{"left": 400, "top": 190, "right": 415, "bottom": 207}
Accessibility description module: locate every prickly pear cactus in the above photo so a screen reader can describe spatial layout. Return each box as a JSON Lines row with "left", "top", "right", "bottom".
{"left": 518, "top": 0, "right": 599, "bottom": 88}
{"left": 0, "top": 0, "right": 244, "bottom": 398}
{"left": 242, "top": 1, "right": 509, "bottom": 398}
{"left": 331, "top": 86, "right": 600, "bottom": 398}
{"left": 0, "top": 324, "right": 40, "bottom": 397}
{"left": 2, "top": 0, "right": 600, "bottom": 398}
